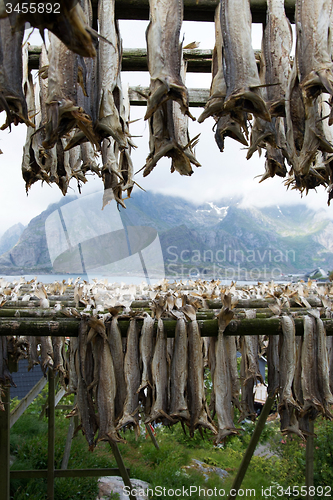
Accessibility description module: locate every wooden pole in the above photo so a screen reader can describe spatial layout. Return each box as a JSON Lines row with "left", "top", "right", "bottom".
{"left": 109, "top": 442, "right": 137, "bottom": 500}
{"left": 47, "top": 370, "right": 55, "bottom": 500}
{"left": 306, "top": 420, "right": 315, "bottom": 500}
{"left": 145, "top": 424, "right": 160, "bottom": 450}
{"left": 10, "top": 376, "right": 47, "bottom": 428}
{"left": 227, "top": 392, "right": 276, "bottom": 500}
{"left": 0, "top": 387, "right": 10, "bottom": 500}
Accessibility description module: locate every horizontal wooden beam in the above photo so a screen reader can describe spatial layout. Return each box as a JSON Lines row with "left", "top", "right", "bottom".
{"left": 10, "top": 468, "right": 130, "bottom": 479}
{"left": 128, "top": 86, "right": 209, "bottom": 107}
{"left": 1, "top": 317, "right": 333, "bottom": 337}
{"left": 110, "top": 0, "right": 296, "bottom": 23}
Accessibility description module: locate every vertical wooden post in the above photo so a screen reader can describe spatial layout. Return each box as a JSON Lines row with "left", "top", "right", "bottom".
{"left": 109, "top": 442, "right": 137, "bottom": 500}
{"left": 0, "top": 387, "right": 10, "bottom": 500}
{"left": 145, "top": 424, "right": 159, "bottom": 450}
{"left": 227, "top": 392, "right": 276, "bottom": 500}
{"left": 47, "top": 370, "right": 55, "bottom": 500}
{"left": 306, "top": 420, "right": 315, "bottom": 500}
{"left": 61, "top": 395, "right": 77, "bottom": 470}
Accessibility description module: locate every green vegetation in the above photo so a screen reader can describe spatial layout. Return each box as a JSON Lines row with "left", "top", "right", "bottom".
{"left": 9, "top": 388, "right": 333, "bottom": 500}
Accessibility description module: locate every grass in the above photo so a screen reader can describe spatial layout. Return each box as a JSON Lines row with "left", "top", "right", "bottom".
{"left": 8, "top": 385, "right": 333, "bottom": 500}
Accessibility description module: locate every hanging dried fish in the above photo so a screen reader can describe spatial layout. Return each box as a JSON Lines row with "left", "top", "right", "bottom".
{"left": 220, "top": 0, "right": 270, "bottom": 122}
{"left": 214, "top": 301, "right": 239, "bottom": 443}
{"left": 107, "top": 310, "right": 126, "bottom": 421}
{"left": 295, "top": 0, "right": 333, "bottom": 106}
{"left": 169, "top": 313, "right": 189, "bottom": 422}
{"left": 145, "top": 0, "right": 191, "bottom": 120}
{"left": 2, "top": 1, "right": 97, "bottom": 58}
{"left": 186, "top": 304, "right": 217, "bottom": 436}
{"left": 117, "top": 317, "right": 141, "bottom": 434}
{"left": 0, "top": 14, "right": 29, "bottom": 129}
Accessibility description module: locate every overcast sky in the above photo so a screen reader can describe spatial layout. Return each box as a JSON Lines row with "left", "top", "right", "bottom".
{"left": 0, "top": 19, "right": 332, "bottom": 238}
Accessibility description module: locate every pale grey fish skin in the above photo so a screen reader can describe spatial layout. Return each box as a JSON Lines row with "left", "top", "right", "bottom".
{"left": 145, "top": 317, "right": 170, "bottom": 424}
{"left": 327, "top": 335, "right": 333, "bottom": 394}
{"left": 187, "top": 318, "right": 217, "bottom": 436}
{"left": 316, "top": 317, "right": 333, "bottom": 416}
{"left": 301, "top": 315, "right": 322, "bottom": 418}
{"left": 214, "top": 326, "right": 238, "bottom": 444}
{"left": 76, "top": 320, "right": 97, "bottom": 451}
{"left": 293, "top": 335, "right": 304, "bottom": 408}
{"left": 225, "top": 335, "right": 241, "bottom": 411}
{"left": 145, "top": 0, "right": 190, "bottom": 120}
{"left": 207, "top": 336, "right": 216, "bottom": 417}
{"left": 27, "top": 336, "right": 40, "bottom": 371}
{"left": 239, "top": 336, "right": 256, "bottom": 421}
{"left": 143, "top": 58, "right": 200, "bottom": 177}
{"left": 101, "top": 138, "right": 126, "bottom": 209}
{"left": 96, "top": 334, "right": 122, "bottom": 444}
{"left": 296, "top": 0, "right": 333, "bottom": 102}
{"left": 279, "top": 315, "right": 300, "bottom": 411}
{"left": 242, "top": 334, "right": 263, "bottom": 384}
{"left": 68, "top": 337, "right": 78, "bottom": 394}
{"left": 170, "top": 316, "right": 189, "bottom": 421}
{"left": 259, "top": 140, "right": 287, "bottom": 183}
{"left": 44, "top": 33, "right": 79, "bottom": 148}
{"left": 221, "top": 0, "right": 270, "bottom": 121}
{"left": 280, "top": 404, "right": 305, "bottom": 440}
{"left": 40, "top": 336, "right": 54, "bottom": 374}
{"left": 267, "top": 335, "right": 279, "bottom": 396}
{"left": 117, "top": 318, "right": 141, "bottom": 432}
{"left": 0, "top": 14, "right": 28, "bottom": 128}
{"left": 198, "top": 3, "right": 226, "bottom": 123}
{"left": 263, "top": 0, "right": 293, "bottom": 116}
{"left": 52, "top": 336, "right": 67, "bottom": 386}
{"left": 31, "top": 44, "right": 57, "bottom": 181}
{"left": 107, "top": 316, "right": 126, "bottom": 421}
{"left": 97, "top": 0, "right": 127, "bottom": 148}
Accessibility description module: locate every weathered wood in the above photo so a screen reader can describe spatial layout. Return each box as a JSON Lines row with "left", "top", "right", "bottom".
{"left": 227, "top": 392, "right": 276, "bottom": 500}
{"left": 145, "top": 424, "right": 160, "bottom": 450}
{"left": 109, "top": 442, "right": 137, "bottom": 500}
{"left": 1, "top": 317, "right": 333, "bottom": 337}
{"left": 47, "top": 369, "right": 55, "bottom": 500}
{"left": 128, "top": 86, "right": 209, "bottom": 107}
{"left": 10, "top": 467, "right": 130, "bottom": 479}
{"left": 0, "top": 387, "right": 10, "bottom": 500}
{"left": 109, "top": 0, "right": 296, "bottom": 23}
{"left": 10, "top": 376, "right": 47, "bottom": 428}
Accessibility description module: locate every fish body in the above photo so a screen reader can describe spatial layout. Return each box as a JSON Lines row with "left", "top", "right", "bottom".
{"left": 316, "top": 317, "right": 333, "bottom": 417}
{"left": 279, "top": 315, "right": 300, "bottom": 410}
{"left": 267, "top": 335, "right": 279, "bottom": 396}
{"left": 96, "top": 0, "right": 127, "bottom": 148}
{"left": 146, "top": 317, "right": 170, "bottom": 424}
{"left": 301, "top": 315, "right": 322, "bottom": 417}
{"left": 198, "top": 3, "right": 226, "bottom": 123}
{"left": 96, "top": 334, "right": 122, "bottom": 443}
{"left": 221, "top": 0, "right": 270, "bottom": 121}
{"left": 170, "top": 316, "right": 189, "bottom": 421}
{"left": 214, "top": 324, "right": 238, "bottom": 443}
{"left": 145, "top": 0, "right": 190, "bottom": 120}
{"left": 296, "top": 0, "right": 333, "bottom": 102}
{"left": 76, "top": 319, "right": 98, "bottom": 450}
{"left": 187, "top": 314, "right": 217, "bottom": 436}
{"left": 0, "top": 14, "right": 28, "bottom": 129}
{"left": 143, "top": 60, "right": 200, "bottom": 177}
{"left": 117, "top": 318, "right": 141, "bottom": 433}
{"left": 138, "top": 312, "right": 155, "bottom": 392}
{"left": 263, "top": 0, "right": 293, "bottom": 116}
{"left": 107, "top": 315, "right": 126, "bottom": 421}
{"left": 40, "top": 336, "right": 54, "bottom": 374}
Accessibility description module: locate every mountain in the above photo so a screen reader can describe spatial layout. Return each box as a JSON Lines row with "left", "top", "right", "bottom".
{"left": 0, "top": 190, "right": 332, "bottom": 279}
{"left": 0, "top": 223, "right": 25, "bottom": 256}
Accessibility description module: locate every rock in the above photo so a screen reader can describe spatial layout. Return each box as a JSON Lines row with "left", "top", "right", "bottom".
{"left": 182, "top": 459, "right": 229, "bottom": 482}
{"left": 96, "top": 476, "right": 150, "bottom": 500}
